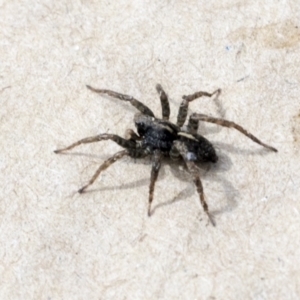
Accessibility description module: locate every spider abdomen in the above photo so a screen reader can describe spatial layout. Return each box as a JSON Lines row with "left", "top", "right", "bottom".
{"left": 177, "top": 132, "right": 218, "bottom": 163}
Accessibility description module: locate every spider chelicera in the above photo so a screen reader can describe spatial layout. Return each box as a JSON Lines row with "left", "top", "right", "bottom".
{"left": 54, "top": 84, "right": 277, "bottom": 226}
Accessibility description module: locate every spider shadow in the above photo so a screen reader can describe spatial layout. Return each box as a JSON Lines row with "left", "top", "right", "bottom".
{"left": 58, "top": 138, "right": 274, "bottom": 220}
{"left": 150, "top": 150, "right": 239, "bottom": 217}
{"left": 81, "top": 148, "right": 239, "bottom": 217}
{"left": 151, "top": 140, "right": 274, "bottom": 218}
{"left": 213, "top": 141, "right": 275, "bottom": 157}
{"left": 56, "top": 151, "right": 152, "bottom": 191}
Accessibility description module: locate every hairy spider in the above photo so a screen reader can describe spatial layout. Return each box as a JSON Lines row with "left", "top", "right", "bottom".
{"left": 54, "top": 84, "right": 277, "bottom": 226}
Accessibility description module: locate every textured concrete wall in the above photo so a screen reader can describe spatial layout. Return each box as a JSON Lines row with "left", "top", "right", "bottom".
{"left": 1, "top": 1, "right": 299, "bottom": 299}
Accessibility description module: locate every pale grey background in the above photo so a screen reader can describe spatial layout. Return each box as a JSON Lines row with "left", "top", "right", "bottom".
{"left": 1, "top": 1, "right": 300, "bottom": 299}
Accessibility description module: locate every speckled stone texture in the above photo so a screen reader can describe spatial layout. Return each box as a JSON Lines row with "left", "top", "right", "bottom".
{"left": 1, "top": 1, "right": 299, "bottom": 299}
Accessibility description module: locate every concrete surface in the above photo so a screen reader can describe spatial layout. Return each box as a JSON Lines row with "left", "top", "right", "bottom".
{"left": 1, "top": 1, "right": 300, "bottom": 299}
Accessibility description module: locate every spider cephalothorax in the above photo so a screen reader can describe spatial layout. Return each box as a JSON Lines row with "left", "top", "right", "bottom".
{"left": 54, "top": 84, "right": 277, "bottom": 225}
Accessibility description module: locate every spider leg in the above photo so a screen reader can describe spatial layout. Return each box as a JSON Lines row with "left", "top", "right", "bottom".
{"left": 156, "top": 84, "right": 170, "bottom": 120}
{"left": 148, "top": 149, "right": 162, "bottom": 216}
{"left": 78, "top": 150, "right": 128, "bottom": 193}
{"left": 189, "top": 113, "right": 278, "bottom": 152}
{"left": 86, "top": 85, "right": 155, "bottom": 117}
{"left": 177, "top": 88, "right": 221, "bottom": 128}
{"left": 54, "top": 134, "right": 136, "bottom": 153}
{"left": 173, "top": 141, "right": 216, "bottom": 226}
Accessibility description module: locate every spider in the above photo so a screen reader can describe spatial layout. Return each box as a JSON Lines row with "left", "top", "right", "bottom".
{"left": 54, "top": 84, "right": 277, "bottom": 226}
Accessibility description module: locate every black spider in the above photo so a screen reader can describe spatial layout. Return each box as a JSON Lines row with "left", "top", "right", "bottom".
{"left": 54, "top": 84, "right": 277, "bottom": 225}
